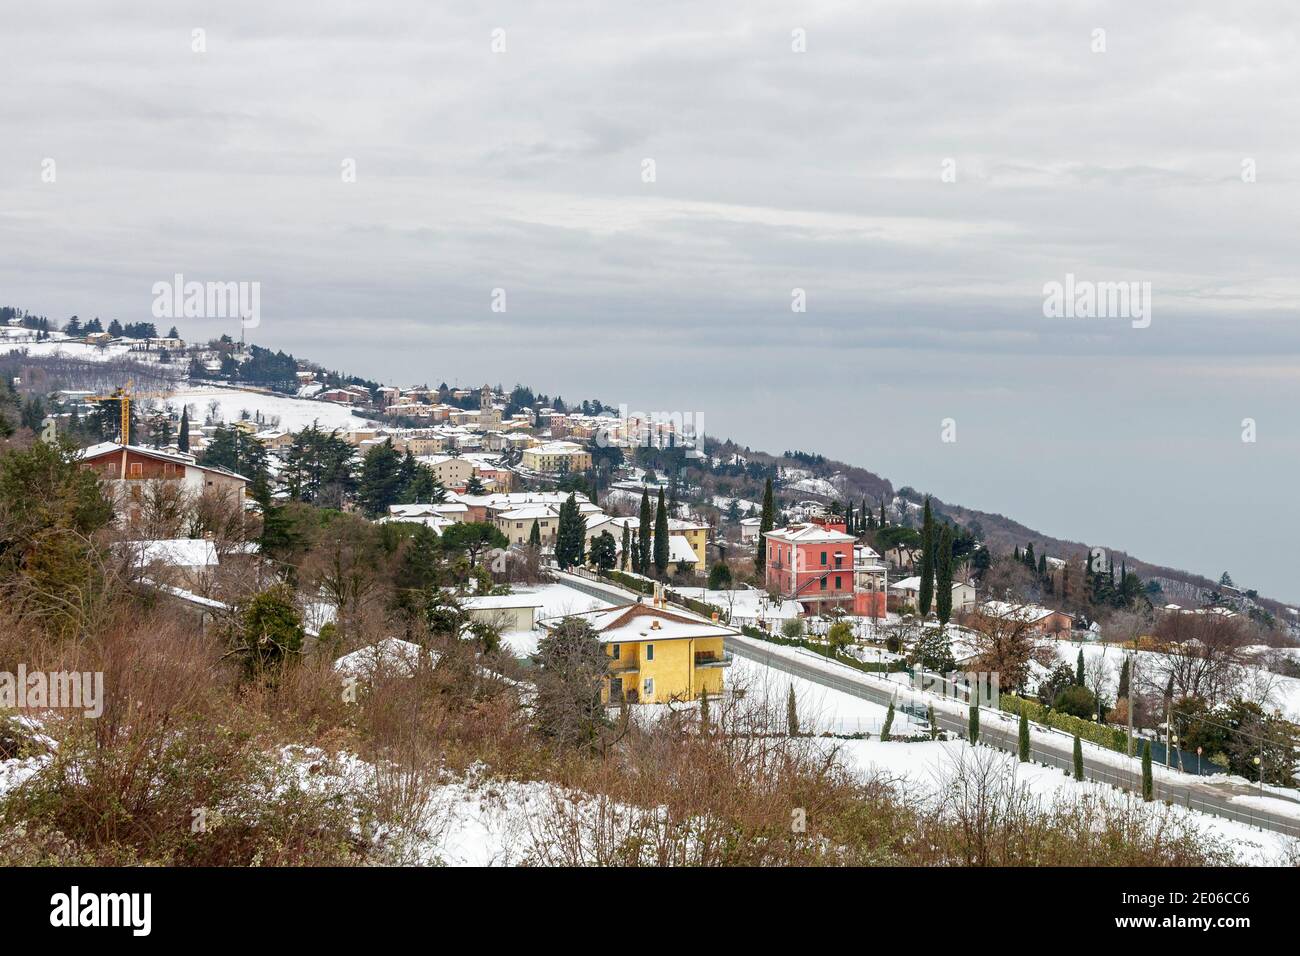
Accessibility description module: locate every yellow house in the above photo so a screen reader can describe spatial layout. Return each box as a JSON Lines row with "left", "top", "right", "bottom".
{"left": 521, "top": 440, "right": 593, "bottom": 474}
{"left": 564, "top": 602, "right": 734, "bottom": 704}
{"left": 666, "top": 518, "right": 710, "bottom": 565}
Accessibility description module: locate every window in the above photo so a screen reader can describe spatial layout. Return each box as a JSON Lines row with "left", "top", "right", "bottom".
{"left": 611, "top": 644, "right": 620, "bottom": 660}
{"left": 835, "top": 576, "right": 842, "bottom": 590}
{"left": 645, "top": 644, "right": 654, "bottom": 661}
{"left": 819, "top": 578, "right": 827, "bottom": 590}
{"left": 129, "top": 462, "right": 143, "bottom": 477}
{"left": 820, "top": 550, "right": 827, "bottom": 566}
{"left": 643, "top": 677, "right": 654, "bottom": 697}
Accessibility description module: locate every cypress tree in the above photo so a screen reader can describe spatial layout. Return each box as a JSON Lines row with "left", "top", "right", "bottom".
{"left": 936, "top": 523, "right": 954, "bottom": 626}
{"left": 1018, "top": 710, "right": 1030, "bottom": 762}
{"left": 1117, "top": 657, "right": 1130, "bottom": 700}
{"left": 881, "top": 699, "right": 895, "bottom": 742}
{"left": 786, "top": 684, "right": 799, "bottom": 736}
{"left": 1076, "top": 648, "right": 1085, "bottom": 686}
{"left": 1073, "top": 734, "right": 1084, "bottom": 781}
{"left": 927, "top": 703, "right": 938, "bottom": 739}
{"left": 1141, "top": 740, "right": 1153, "bottom": 801}
{"left": 528, "top": 518, "right": 541, "bottom": 549}
{"left": 878, "top": 499, "right": 885, "bottom": 527}
{"left": 918, "top": 497, "right": 935, "bottom": 615}
{"left": 637, "top": 489, "right": 652, "bottom": 574}
{"left": 178, "top": 406, "right": 190, "bottom": 452}
{"left": 653, "top": 487, "right": 670, "bottom": 574}
{"left": 844, "top": 502, "right": 854, "bottom": 535}
{"left": 755, "top": 477, "right": 774, "bottom": 574}
{"left": 968, "top": 702, "right": 979, "bottom": 743}
{"left": 620, "top": 524, "right": 630, "bottom": 570}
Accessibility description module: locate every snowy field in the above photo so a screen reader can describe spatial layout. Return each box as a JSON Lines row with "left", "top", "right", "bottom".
{"left": 0, "top": 337, "right": 135, "bottom": 363}
{"left": 163, "top": 385, "right": 377, "bottom": 433}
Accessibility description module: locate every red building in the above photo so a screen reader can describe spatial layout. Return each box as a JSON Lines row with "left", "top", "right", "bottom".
{"left": 763, "top": 523, "right": 857, "bottom": 614}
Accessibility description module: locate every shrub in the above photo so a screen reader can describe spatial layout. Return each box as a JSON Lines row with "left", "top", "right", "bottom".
{"left": 1052, "top": 685, "right": 1097, "bottom": 720}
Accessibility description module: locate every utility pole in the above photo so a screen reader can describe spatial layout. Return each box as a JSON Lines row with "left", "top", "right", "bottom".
{"left": 1126, "top": 648, "right": 1135, "bottom": 757}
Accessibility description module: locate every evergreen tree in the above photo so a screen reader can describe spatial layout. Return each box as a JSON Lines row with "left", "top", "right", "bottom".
{"left": 878, "top": 499, "right": 886, "bottom": 527}
{"left": 918, "top": 497, "right": 935, "bottom": 615}
{"left": 357, "top": 439, "right": 403, "bottom": 517}
{"left": 1076, "top": 648, "right": 1085, "bottom": 686}
{"left": 178, "top": 406, "right": 190, "bottom": 452}
{"left": 1141, "top": 740, "right": 1153, "bottom": 801}
{"left": 637, "top": 489, "right": 652, "bottom": 574}
{"left": 1117, "top": 657, "right": 1130, "bottom": 700}
{"left": 465, "top": 474, "right": 486, "bottom": 495}
{"left": 555, "top": 492, "right": 586, "bottom": 570}
{"left": 528, "top": 518, "right": 542, "bottom": 549}
{"left": 935, "top": 522, "right": 954, "bottom": 626}
{"left": 1073, "top": 734, "right": 1084, "bottom": 781}
{"left": 620, "top": 523, "right": 630, "bottom": 570}
{"left": 1018, "top": 710, "right": 1030, "bottom": 762}
{"left": 652, "top": 487, "right": 670, "bottom": 574}
{"left": 968, "top": 702, "right": 980, "bottom": 743}
{"left": 786, "top": 684, "right": 799, "bottom": 736}
{"left": 755, "top": 477, "right": 774, "bottom": 574}
{"left": 927, "top": 703, "right": 939, "bottom": 740}
{"left": 881, "top": 699, "right": 895, "bottom": 741}
{"left": 591, "top": 529, "right": 617, "bottom": 572}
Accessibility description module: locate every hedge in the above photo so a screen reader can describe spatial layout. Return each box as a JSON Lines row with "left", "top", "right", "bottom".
{"left": 738, "top": 625, "right": 907, "bottom": 674}
{"left": 998, "top": 694, "right": 1128, "bottom": 753}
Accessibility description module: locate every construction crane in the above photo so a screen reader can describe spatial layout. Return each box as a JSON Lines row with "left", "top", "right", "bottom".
{"left": 84, "top": 379, "right": 174, "bottom": 448}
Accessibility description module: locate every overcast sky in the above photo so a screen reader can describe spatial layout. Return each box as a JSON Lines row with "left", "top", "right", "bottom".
{"left": 2, "top": 1, "right": 1298, "bottom": 602}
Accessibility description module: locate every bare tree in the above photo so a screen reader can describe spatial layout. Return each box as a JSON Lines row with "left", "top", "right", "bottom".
{"left": 966, "top": 604, "right": 1056, "bottom": 694}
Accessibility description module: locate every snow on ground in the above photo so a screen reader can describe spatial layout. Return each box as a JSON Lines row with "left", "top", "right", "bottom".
{"left": 1049, "top": 637, "right": 1300, "bottom": 721}
{"left": 0, "top": 339, "right": 135, "bottom": 363}
{"left": 671, "top": 586, "right": 802, "bottom": 623}
{"left": 729, "top": 653, "right": 925, "bottom": 737}
{"left": 163, "top": 385, "right": 377, "bottom": 433}
{"left": 734, "top": 634, "right": 1300, "bottom": 821}
{"left": 830, "top": 737, "right": 1297, "bottom": 865}
{"left": 785, "top": 477, "right": 840, "bottom": 497}
{"left": 501, "top": 581, "right": 619, "bottom": 657}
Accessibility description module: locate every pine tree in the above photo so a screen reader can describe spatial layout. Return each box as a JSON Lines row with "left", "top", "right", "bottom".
{"left": 178, "top": 406, "right": 190, "bottom": 452}
{"left": 918, "top": 497, "right": 935, "bottom": 616}
{"left": 936, "top": 523, "right": 954, "bottom": 626}
{"left": 1018, "top": 710, "right": 1030, "bottom": 762}
{"left": 786, "top": 685, "right": 799, "bottom": 736}
{"left": 968, "top": 702, "right": 979, "bottom": 743}
{"left": 357, "top": 439, "right": 403, "bottom": 517}
{"left": 755, "top": 477, "right": 774, "bottom": 574}
{"left": 1073, "top": 734, "right": 1084, "bottom": 781}
{"left": 1076, "top": 648, "right": 1085, "bottom": 686}
{"left": 881, "top": 699, "right": 895, "bottom": 742}
{"left": 1141, "top": 740, "right": 1153, "bottom": 801}
{"left": 637, "top": 489, "right": 652, "bottom": 574}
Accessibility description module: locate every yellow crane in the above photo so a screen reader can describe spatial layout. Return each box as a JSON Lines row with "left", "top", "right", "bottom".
{"left": 85, "top": 379, "right": 174, "bottom": 446}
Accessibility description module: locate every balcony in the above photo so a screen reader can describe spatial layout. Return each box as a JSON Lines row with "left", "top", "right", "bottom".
{"left": 608, "top": 658, "right": 640, "bottom": 673}
{"left": 694, "top": 651, "right": 734, "bottom": 668}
